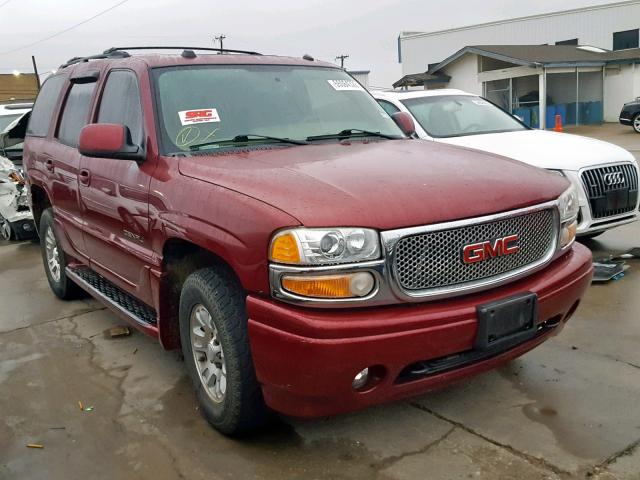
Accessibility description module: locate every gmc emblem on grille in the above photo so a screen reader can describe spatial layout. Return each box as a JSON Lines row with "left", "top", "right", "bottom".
{"left": 462, "top": 234, "right": 520, "bottom": 264}
{"left": 603, "top": 172, "right": 625, "bottom": 186}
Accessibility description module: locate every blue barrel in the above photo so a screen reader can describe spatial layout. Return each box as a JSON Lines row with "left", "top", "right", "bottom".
{"left": 513, "top": 107, "right": 531, "bottom": 127}
{"left": 545, "top": 104, "right": 557, "bottom": 128}
{"left": 566, "top": 102, "right": 577, "bottom": 125}
{"left": 530, "top": 106, "right": 540, "bottom": 128}
{"left": 590, "top": 101, "right": 603, "bottom": 123}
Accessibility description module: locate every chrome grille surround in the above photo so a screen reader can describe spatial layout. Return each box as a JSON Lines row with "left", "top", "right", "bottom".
{"left": 381, "top": 201, "right": 560, "bottom": 301}
{"left": 580, "top": 162, "right": 639, "bottom": 219}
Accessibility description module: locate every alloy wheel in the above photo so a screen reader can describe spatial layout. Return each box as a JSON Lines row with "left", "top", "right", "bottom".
{"left": 634, "top": 115, "right": 640, "bottom": 133}
{"left": 0, "top": 219, "right": 10, "bottom": 241}
{"left": 190, "top": 304, "right": 227, "bottom": 403}
{"left": 44, "top": 227, "right": 61, "bottom": 283}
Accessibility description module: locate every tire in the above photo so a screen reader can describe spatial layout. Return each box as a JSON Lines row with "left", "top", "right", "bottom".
{"left": 633, "top": 114, "right": 640, "bottom": 134}
{"left": 39, "top": 208, "right": 83, "bottom": 299}
{"left": 179, "top": 267, "right": 270, "bottom": 436}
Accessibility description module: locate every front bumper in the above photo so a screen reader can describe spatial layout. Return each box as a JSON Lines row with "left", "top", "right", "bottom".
{"left": 247, "top": 243, "right": 593, "bottom": 418}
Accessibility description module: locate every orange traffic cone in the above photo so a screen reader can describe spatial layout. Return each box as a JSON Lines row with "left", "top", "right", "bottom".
{"left": 554, "top": 114, "right": 563, "bottom": 132}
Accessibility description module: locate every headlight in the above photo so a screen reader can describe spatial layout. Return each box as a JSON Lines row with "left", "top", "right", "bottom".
{"left": 270, "top": 228, "right": 380, "bottom": 265}
{"left": 557, "top": 185, "right": 579, "bottom": 248}
{"left": 558, "top": 185, "right": 579, "bottom": 222}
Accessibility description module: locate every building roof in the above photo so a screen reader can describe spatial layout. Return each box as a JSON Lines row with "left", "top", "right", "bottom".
{"left": 429, "top": 44, "right": 640, "bottom": 73}
{"left": 392, "top": 72, "right": 451, "bottom": 88}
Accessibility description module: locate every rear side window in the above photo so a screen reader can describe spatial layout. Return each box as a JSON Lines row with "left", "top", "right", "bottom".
{"left": 27, "top": 75, "right": 66, "bottom": 137}
{"left": 97, "top": 70, "right": 143, "bottom": 145}
{"left": 57, "top": 82, "right": 96, "bottom": 147}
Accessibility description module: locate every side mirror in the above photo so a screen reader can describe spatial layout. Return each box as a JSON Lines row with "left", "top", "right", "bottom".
{"left": 78, "top": 123, "right": 144, "bottom": 161}
{"left": 391, "top": 112, "right": 416, "bottom": 137}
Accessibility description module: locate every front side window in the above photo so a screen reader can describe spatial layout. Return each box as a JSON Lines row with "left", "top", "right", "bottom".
{"left": 97, "top": 70, "right": 143, "bottom": 145}
{"left": 57, "top": 82, "right": 96, "bottom": 147}
{"left": 377, "top": 99, "right": 401, "bottom": 116}
{"left": 27, "top": 75, "right": 66, "bottom": 137}
{"left": 0, "top": 114, "right": 21, "bottom": 131}
{"left": 401, "top": 95, "right": 527, "bottom": 138}
{"left": 153, "top": 65, "right": 401, "bottom": 153}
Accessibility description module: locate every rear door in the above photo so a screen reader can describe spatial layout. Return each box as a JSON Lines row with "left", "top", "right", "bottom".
{"left": 33, "top": 73, "right": 97, "bottom": 257}
{"left": 78, "top": 69, "right": 155, "bottom": 302}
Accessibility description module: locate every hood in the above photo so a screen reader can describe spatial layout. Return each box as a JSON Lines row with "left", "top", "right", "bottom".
{"left": 178, "top": 140, "right": 569, "bottom": 230}
{"left": 437, "top": 129, "right": 636, "bottom": 171}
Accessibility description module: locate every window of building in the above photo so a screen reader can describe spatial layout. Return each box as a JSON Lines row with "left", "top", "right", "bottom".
{"left": 57, "top": 82, "right": 96, "bottom": 147}
{"left": 556, "top": 39, "right": 578, "bottom": 45}
{"left": 613, "top": 29, "right": 639, "bottom": 50}
{"left": 26, "top": 75, "right": 66, "bottom": 137}
{"left": 97, "top": 70, "right": 144, "bottom": 145}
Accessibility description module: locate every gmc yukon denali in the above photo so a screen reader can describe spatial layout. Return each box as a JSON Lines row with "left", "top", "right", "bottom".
{"left": 24, "top": 47, "right": 593, "bottom": 435}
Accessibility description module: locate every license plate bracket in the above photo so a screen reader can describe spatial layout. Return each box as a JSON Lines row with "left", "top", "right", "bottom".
{"left": 475, "top": 292, "right": 538, "bottom": 351}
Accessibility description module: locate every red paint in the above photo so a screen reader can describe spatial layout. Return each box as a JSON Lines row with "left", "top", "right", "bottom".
{"left": 78, "top": 123, "right": 125, "bottom": 154}
{"left": 463, "top": 234, "right": 520, "bottom": 264}
{"left": 23, "top": 52, "right": 592, "bottom": 419}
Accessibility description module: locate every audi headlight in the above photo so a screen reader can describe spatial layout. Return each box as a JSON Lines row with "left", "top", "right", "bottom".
{"left": 558, "top": 185, "right": 579, "bottom": 248}
{"left": 269, "top": 227, "right": 380, "bottom": 265}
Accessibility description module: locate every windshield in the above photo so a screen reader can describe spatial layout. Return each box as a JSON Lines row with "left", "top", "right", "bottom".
{"left": 0, "top": 114, "right": 21, "bottom": 131}
{"left": 401, "top": 95, "right": 527, "bottom": 138}
{"left": 153, "top": 65, "right": 401, "bottom": 153}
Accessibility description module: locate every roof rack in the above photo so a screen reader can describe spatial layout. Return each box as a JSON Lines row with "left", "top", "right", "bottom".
{"left": 59, "top": 46, "right": 262, "bottom": 70}
{"left": 59, "top": 50, "right": 130, "bottom": 69}
{"left": 103, "top": 46, "right": 262, "bottom": 56}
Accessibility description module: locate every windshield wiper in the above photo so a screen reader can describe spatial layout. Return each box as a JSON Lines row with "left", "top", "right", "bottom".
{"left": 189, "top": 134, "right": 307, "bottom": 151}
{"left": 306, "top": 129, "right": 399, "bottom": 142}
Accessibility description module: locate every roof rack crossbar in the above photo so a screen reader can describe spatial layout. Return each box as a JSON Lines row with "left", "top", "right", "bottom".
{"left": 60, "top": 50, "right": 130, "bottom": 69}
{"left": 103, "top": 46, "right": 262, "bottom": 56}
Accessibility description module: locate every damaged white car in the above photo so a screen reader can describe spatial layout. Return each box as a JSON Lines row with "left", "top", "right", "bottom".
{"left": 0, "top": 106, "right": 35, "bottom": 241}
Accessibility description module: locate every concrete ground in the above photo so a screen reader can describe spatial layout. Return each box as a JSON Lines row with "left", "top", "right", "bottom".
{"left": 1, "top": 124, "right": 640, "bottom": 480}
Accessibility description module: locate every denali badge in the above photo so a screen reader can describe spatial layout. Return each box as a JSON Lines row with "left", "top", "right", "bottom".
{"left": 603, "top": 172, "right": 625, "bottom": 186}
{"left": 462, "top": 234, "right": 520, "bottom": 264}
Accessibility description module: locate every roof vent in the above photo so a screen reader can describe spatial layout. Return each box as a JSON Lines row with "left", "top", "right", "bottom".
{"left": 181, "top": 49, "right": 197, "bottom": 59}
{"left": 303, "top": 54, "right": 314, "bottom": 62}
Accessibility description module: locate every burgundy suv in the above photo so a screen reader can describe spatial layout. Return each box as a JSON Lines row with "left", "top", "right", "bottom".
{"left": 23, "top": 47, "right": 593, "bottom": 435}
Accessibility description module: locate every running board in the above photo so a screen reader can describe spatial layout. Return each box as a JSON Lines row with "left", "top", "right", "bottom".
{"left": 66, "top": 266, "right": 157, "bottom": 326}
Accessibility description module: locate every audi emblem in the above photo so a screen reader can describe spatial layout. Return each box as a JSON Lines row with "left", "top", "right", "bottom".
{"left": 603, "top": 172, "right": 625, "bottom": 186}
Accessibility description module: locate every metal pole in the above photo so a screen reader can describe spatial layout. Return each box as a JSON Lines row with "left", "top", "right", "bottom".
{"left": 539, "top": 68, "right": 546, "bottom": 129}
{"left": 576, "top": 68, "right": 580, "bottom": 126}
{"left": 31, "top": 55, "right": 41, "bottom": 90}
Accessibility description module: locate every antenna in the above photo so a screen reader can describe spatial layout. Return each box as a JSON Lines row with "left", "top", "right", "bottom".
{"left": 214, "top": 34, "right": 227, "bottom": 53}
{"left": 335, "top": 54, "right": 349, "bottom": 69}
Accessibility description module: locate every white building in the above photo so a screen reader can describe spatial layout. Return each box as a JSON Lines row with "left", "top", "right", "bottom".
{"left": 397, "top": 1, "right": 640, "bottom": 126}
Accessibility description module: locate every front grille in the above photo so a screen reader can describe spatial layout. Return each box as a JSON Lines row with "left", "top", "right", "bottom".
{"left": 581, "top": 164, "right": 639, "bottom": 219}
{"left": 393, "top": 209, "right": 556, "bottom": 291}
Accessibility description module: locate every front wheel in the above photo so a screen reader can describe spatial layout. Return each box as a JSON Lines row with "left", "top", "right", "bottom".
{"left": 633, "top": 114, "right": 640, "bottom": 133}
{"left": 179, "top": 267, "right": 270, "bottom": 436}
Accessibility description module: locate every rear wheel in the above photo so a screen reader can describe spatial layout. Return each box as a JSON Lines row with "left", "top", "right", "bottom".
{"left": 633, "top": 114, "right": 640, "bottom": 133}
{"left": 39, "top": 208, "right": 83, "bottom": 299}
{"left": 179, "top": 267, "right": 270, "bottom": 436}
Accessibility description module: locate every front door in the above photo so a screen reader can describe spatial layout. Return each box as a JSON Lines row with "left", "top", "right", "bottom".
{"left": 78, "top": 69, "right": 155, "bottom": 304}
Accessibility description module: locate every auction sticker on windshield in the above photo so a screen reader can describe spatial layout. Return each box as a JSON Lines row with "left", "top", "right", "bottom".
{"left": 178, "top": 108, "right": 221, "bottom": 126}
{"left": 327, "top": 79, "right": 365, "bottom": 91}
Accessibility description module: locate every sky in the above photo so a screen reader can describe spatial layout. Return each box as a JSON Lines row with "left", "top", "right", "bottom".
{"left": 0, "top": 0, "right": 624, "bottom": 87}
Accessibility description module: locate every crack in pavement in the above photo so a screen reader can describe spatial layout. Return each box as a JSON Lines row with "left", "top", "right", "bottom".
{"left": 371, "top": 426, "right": 456, "bottom": 471}
{"left": 0, "top": 307, "right": 106, "bottom": 336}
{"left": 598, "top": 437, "right": 640, "bottom": 469}
{"left": 407, "top": 401, "right": 573, "bottom": 478}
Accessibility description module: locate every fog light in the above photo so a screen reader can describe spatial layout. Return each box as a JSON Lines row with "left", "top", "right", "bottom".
{"left": 560, "top": 220, "right": 577, "bottom": 248}
{"left": 352, "top": 368, "right": 369, "bottom": 390}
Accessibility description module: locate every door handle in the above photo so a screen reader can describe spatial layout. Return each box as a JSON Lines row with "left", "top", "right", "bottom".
{"left": 45, "top": 158, "right": 54, "bottom": 172}
{"left": 79, "top": 168, "right": 91, "bottom": 186}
